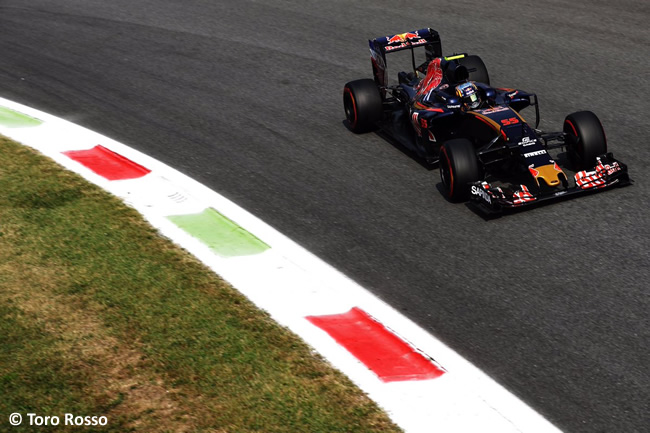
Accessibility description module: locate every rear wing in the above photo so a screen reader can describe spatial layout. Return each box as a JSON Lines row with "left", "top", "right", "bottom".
{"left": 369, "top": 28, "right": 443, "bottom": 87}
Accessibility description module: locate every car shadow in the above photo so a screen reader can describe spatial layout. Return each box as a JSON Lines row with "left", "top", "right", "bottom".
{"left": 376, "top": 130, "right": 438, "bottom": 171}
{"left": 341, "top": 120, "right": 437, "bottom": 171}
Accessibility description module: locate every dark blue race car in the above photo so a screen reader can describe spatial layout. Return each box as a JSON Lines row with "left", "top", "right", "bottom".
{"left": 343, "top": 28, "right": 631, "bottom": 213}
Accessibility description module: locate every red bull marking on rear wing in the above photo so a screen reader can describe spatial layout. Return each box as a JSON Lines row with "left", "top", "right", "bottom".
{"left": 384, "top": 31, "right": 427, "bottom": 51}
{"left": 386, "top": 31, "right": 420, "bottom": 44}
{"left": 370, "top": 27, "right": 442, "bottom": 57}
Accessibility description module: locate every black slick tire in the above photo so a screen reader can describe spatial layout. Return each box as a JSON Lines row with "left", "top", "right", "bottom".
{"left": 563, "top": 111, "right": 607, "bottom": 169}
{"left": 439, "top": 139, "right": 481, "bottom": 202}
{"left": 343, "top": 79, "right": 382, "bottom": 133}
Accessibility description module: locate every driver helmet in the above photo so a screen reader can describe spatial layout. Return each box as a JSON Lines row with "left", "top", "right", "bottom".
{"left": 456, "top": 81, "right": 481, "bottom": 110}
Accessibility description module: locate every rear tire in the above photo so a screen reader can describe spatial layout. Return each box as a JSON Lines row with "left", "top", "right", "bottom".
{"left": 343, "top": 79, "right": 382, "bottom": 133}
{"left": 563, "top": 111, "right": 607, "bottom": 169}
{"left": 458, "top": 55, "right": 490, "bottom": 85}
{"left": 439, "top": 139, "right": 481, "bottom": 202}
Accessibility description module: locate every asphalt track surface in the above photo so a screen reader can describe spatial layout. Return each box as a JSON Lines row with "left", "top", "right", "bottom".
{"left": 1, "top": 1, "right": 648, "bottom": 431}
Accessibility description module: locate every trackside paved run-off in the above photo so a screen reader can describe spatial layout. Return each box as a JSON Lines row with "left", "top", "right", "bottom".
{"left": 0, "top": 96, "right": 562, "bottom": 433}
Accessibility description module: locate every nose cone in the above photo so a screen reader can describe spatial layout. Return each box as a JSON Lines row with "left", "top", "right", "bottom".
{"left": 530, "top": 163, "right": 566, "bottom": 187}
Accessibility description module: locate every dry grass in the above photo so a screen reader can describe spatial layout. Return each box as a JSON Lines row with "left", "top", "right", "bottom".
{"left": 0, "top": 263, "right": 196, "bottom": 432}
{"left": 0, "top": 136, "right": 402, "bottom": 432}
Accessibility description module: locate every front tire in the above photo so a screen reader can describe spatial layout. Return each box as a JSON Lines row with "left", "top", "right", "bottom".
{"left": 439, "top": 139, "right": 481, "bottom": 202}
{"left": 343, "top": 79, "right": 382, "bottom": 133}
{"left": 563, "top": 111, "right": 607, "bottom": 169}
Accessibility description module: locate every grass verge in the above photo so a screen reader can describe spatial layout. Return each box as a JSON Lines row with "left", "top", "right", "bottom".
{"left": 0, "top": 136, "right": 402, "bottom": 433}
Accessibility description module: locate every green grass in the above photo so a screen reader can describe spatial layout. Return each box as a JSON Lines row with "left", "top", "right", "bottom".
{"left": 0, "top": 136, "right": 402, "bottom": 433}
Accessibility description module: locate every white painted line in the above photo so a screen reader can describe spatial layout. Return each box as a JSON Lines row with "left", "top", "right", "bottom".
{"left": 0, "top": 96, "right": 562, "bottom": 433}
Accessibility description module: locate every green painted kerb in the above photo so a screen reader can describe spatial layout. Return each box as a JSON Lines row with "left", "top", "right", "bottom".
{"left": 0, "top": 107, "right": 43, "bottom": 128}
{"left": 167, "top": 208, "right": 269, "bottom": 257}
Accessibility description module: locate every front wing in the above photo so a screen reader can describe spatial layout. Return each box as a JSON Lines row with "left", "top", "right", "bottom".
{"left": 468, "top": 153, "right": 631, "bottom": 214}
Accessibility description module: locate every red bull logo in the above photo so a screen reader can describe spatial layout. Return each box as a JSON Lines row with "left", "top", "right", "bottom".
{"left": 386, "top": 31, "right": 420, "bottom": 44}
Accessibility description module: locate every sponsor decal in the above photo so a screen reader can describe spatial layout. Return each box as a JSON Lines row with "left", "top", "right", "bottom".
{"left": 411, "top": 111, "right": 422, "bottom": 137}
{"left": 428, "top": 131, "right": 437, "bottom": 142}
{"left": 601, "top": 161, "right": 622, "bottom": 176}
{"left": 447, "top": 104, "right": 460, "bottom": 109}
{"left": 471, "top": 185, "right": 492, "bottom": 204}
{"left": 524, "top": 150, "right": 546, "bottom": 158}
{"left": 385, "top": 43, "right": 404, "bottom": 51}
{"left": 386, "top": 31, "right": 420, "bottom": 44}
{"left": 385, "top": 39, "right": 427, "bottom": 51}
{"left": 518, "top": 136, "right": 537, "bottom": 147}
{"left": 500, "top": 117, "right": 519, "bottom": 126}
{"left": 507, "top": 90, "right": 519, "bottom": 98}
{"left": 476, "top": 106, "right": 509, "bottom": 114}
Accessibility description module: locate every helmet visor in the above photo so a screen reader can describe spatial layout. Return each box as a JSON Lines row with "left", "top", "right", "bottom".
{"left": 466, "top": 92, "right": 480, "bottom": 109}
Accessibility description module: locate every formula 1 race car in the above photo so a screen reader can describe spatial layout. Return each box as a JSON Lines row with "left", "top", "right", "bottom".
{"left": 342, "top": 27, "right": 631, "bottom": 213}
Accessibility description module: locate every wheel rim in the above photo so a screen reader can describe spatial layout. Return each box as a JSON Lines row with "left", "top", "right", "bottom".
{"left": 564, "top": 119, "right": 583, "bottom": 163}
{"left": 343, "top": 88, "right": 357, "bottom": 127}
{"left": 440, "top": 147, "right": 454, "bottom": 197}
